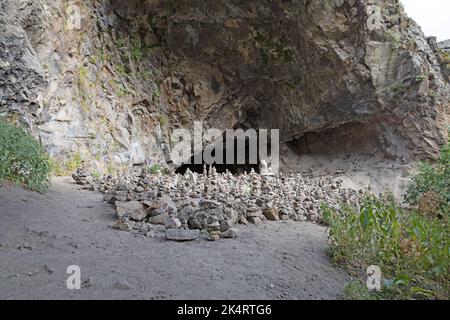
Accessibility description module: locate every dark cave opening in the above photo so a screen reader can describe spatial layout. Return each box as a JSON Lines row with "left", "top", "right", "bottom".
{"left": 286, "top": 121, "right": 381, "bottom": 158}
{"left": 172, "top": 126, "right": 286, "bottom": 176}
{"left": 175, "top": 136, "right": 261, "bottom": 175}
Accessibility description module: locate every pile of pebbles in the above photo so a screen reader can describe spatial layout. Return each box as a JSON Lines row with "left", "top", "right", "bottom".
{"left": 73, "top": 165, "right": 362, "bottom": 241}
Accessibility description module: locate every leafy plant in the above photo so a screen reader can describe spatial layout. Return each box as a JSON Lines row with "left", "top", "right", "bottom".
{"left": 157, "top": 115, "right": 168, "bottom": 126}
{"left": 116, "top": 63, "right": 127, "bottom": 76}
{"left": 385, "top": 30, "right": 402, "bottom": 49}
{"left": 131, "top": 46, "right": 144, "bottom": 60}
{"left": 166, "top": 0, "right": 176, "bottom": 17}
{"left": 51, "top": 153, "right": 83, "bottom": 176}
{"left": 415, "top": 74, "right": 427, "bottom": 82}
{"left": 439, "top": 50, "right": 450, "bottom": 75}
{"left": 152, "top": 90, "right": 160, "bottom": 103}
{"left": 115, "top": 37, "right": 128, "bottom": 49}
{"left": 323, "top": 141, "right": 450, "bottom": 299}
{"left": 77, "top": 66, "right": 92, "bottom": 112}
{"left": 322, "top": 139, "right": 450, "bottom": 300}
{"left": 95, "top": 48, "right": 108, "bottom": 63}
{"left": 149, "top": 164, "right": 163, "bottom": 175}
{"left": 250, "top": 27, "right": 296, "bottom": 65}
{"left": 390, "top": 80, "right": 407, "bottom": 103}
{"left": 405, "top": 137, "right": 450, "bottom": 216}
{"left": 0, "top": 120, "right": 51, "bottom": 192}
{"left": 322, "top": 194, "right": 449, "bottom": 300}
{"left": 91, "top": 171, "right": 101, "bottom": 180}
{"left": 65, "top": 153, "right": 82, "bottom": 173}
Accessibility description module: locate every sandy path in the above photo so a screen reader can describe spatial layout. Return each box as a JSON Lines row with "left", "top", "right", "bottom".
{"left": 0, "top": 177, "right": 349, "bottom": 300}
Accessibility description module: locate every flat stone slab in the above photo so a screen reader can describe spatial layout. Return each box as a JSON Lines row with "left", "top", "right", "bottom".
{"left": 166, "top": 229, "right": 200, "bottom": 241}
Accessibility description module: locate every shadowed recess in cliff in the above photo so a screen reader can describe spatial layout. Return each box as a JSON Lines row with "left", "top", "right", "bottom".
{"left": 175, "top": 134, "right": 271, "bottom": 175}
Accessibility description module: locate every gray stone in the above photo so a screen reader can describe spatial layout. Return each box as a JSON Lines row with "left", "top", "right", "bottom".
{"left": 208, "top": 233, "right": 221, "bottom": 241}
{"left": 220, "top": 219, "right": 235, "bottom": 232}
{"left": 149, "top": 212, "right": 170, "bottom": 225}
{"left": 247, "top": 216, "right": 262, "bottom": 225}
{"left": 114, "top": 191, "right": 128, "bottom": 202}
{"left": 246, "top": 209, "right": 262, "bottom": 218}
{"left": 113, "top": 281, "right": 131, "bottom": 290}
{"left": 208, "top": 221, "right": 220, "bottom": 231}
{"left": 165, "top": 217, "right": 182, "bottom": 229}
{"left": 115, "top": 201, "right": 147, "bottom": 220}
{"left": 166, "top": 229, "right": 200, "bottom": 241}
{"left": 112, "top": 221, "right": 131, "bottom": 231}
{"left": 221, "top": 228, "right": 239, "bottom": 239}
{"left": 160, "top": 195, "right": 178, "bottom": 214}
{"left": 130, "top": 210, "right": 148, "bottom": 222}
{"left": 148, "top": 207, "right": 166, "bottom": 217}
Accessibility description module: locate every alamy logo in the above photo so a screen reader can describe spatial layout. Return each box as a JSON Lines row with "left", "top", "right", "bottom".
{"left": 66, "top": 265, "right": 81, "bottom": 290}
{"left": 171, "top": 122, "right": 280, "bottom": 173}
{"left": 66, "top": 4, "right": 81, "bottom": 30}
{"left": 366, "top": 4, "right": 382, "bottom": 31}
{"left": 366, "top": 265, "right": 382, "bottom": 291}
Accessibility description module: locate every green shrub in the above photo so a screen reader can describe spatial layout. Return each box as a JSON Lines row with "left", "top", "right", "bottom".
{"left": 91, "top": 171, "right": 101, "bottom": 180}
{"left": 405, "top": 138, "right": 450, "bottom": 216}
{"left": 131, "top": 46, "right": 144, "bottom": 60}
{"left": 415, "top": 74, "right": 427, "bottom": 82}
{"left": 157, "top": 115, "right": 168, "bottom": 126}
{"left": 321, "top": 135, "right": 450, "bottom": 299}
{"left": 323, "top": 194, "right": 403, "bottom": 275}
{"left": 250, "top": 27, "right": 296, "bottom": 65}
{"left": 0, "top": 120, "right": 51, "bottom": 192}
{"left": 385, "top": 30, "right": 402, "bottom": 49}
{"left": 66, "top": 153, "right": 82, "bottom": 172}
{"left": 323, "top": 195, "right": 449, "bottom": 299}
{"left": 116, "top": 63, "right": 127, "bottom": 76}
{"left": 149, "top": 164, "right": 163, "bottom": 175}
{"left": 148, "top": 163, "right": 170, "bottom": 175}
{"left": 50, "top": 152, "right": 84, "bottom": 177}
{"left": 390, "top": 80, "right": 407, "bottom": 104}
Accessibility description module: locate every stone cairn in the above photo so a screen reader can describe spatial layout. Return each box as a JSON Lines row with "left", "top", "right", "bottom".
{"left": 75, "top": 164, "right": 362, "bottom": 242}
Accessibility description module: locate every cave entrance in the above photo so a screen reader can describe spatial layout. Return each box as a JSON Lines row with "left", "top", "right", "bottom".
{"left": 287, "top": 121, "right": 380, "bottom": 158}
{"left": 278, "top": 120, "right": 397, "bottom": 173}
{"left": 175, "top": 136, "right": 261, "bottom": 175}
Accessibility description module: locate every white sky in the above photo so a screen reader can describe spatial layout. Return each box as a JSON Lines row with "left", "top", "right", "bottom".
{"left": 401, "top": 0, "right": 450, "bottom": 41}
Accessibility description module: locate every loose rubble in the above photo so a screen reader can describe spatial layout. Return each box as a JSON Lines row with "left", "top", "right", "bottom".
{"left": 74, "top": 164, "right": 363, "bottom": 241}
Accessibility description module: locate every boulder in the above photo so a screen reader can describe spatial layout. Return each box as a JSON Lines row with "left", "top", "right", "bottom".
{"left": 145, "top": 196, "right": 178, "bottom": 217}
{"left": 263, "top": 207, "right": 279, "bottom": 221}
{"left": 149, "top": 212, "right": 169, "bottom": 225}
{"left": 221, "top": 228, "right": 239, "bottom": 239}
{"left": 115, "top": 201, "right": 147, "bottom": 221}
{"left": 247, "top": 216, "right": 262, "bottom": 225}
{"left": 220, "top": 219, "right": 235, "bottom": 232}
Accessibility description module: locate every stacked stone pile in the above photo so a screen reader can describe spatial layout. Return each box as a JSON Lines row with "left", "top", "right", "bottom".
{"left": 75, "top": 165, "right": 363, "bottom": 241}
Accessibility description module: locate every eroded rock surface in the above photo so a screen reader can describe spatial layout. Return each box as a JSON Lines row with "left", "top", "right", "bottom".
{"left": 0, "top": 0, "right": 449, "bottom": 170}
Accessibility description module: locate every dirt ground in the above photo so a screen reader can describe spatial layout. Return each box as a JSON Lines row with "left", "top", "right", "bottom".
{"left": 0, "top": 177, "right": 350, "bottom": 300}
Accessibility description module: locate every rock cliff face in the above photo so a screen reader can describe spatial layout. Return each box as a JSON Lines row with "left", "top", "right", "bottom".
{"left": 1, "top": 0, "right": 449, "bottom": 172}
